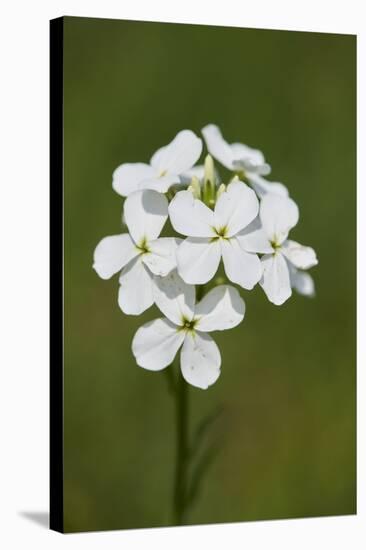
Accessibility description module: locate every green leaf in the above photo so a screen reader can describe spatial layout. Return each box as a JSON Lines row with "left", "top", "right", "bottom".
{"left": 186, "top": 440, "right": 221, "bottom": 506}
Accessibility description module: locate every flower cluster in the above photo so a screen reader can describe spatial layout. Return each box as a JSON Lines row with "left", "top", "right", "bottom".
{"left": 93, "top": 125, "right": 318, "bottom": 389}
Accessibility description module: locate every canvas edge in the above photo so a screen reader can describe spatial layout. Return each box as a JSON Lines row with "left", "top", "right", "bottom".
{"left": 49, "top": 15, "right": 64, "bottom": 534}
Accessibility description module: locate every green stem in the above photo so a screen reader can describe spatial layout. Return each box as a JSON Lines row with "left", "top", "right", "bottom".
{"left": 172, "top": 282, "right": 206, "bottom": 525}
{"left": 196, "top": 284, "right": 205, "bottom": 302}
{"left": 173, "top": 371, "right": 189, "bottom": 525}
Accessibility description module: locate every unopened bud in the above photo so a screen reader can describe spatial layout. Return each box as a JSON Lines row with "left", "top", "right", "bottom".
{"left": 203, "top": 155, "right": 216, "bottom": 207}
{"left": 204, "top": 154, "right": 215, "bottom": 187}
{"left": 188, "top": 176, "right": 201, "bottom": 199}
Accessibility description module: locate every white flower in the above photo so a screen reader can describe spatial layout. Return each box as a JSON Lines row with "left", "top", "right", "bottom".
{"left": 288, "top": 264, "right": 315, "bottom": 298}
{"left": 238, "top": 194, "right": 318, "bottom": 305}
{"left": 202, "top": 124, "right": 289, "bottom": 197}
{"left": 93, "top": 190, "right": 180, "bottom": 315}
{"left": 168, "top": 181, "right": 262, "bottom": 289}
{"left": 202, "top": 124, "right": 271, "bottom": 176}
{"left": 132, "top": 271, "right": 245, "bottom": 389}
{"left": 245, "top": 173, "right": 289, "bottom": 199}
{"left": 112, "top": 130, "right": 202, "bottom": 196}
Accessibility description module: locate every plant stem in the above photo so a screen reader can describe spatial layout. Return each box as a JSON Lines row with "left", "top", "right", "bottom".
{"left": 172, "top": 282, "right": 206, "bottom": 525}
{"left": 173, "top": 369, "right": 189, "bottom": 525}
{"left": 196, "top": 284, "right": 205, "bottom": 302}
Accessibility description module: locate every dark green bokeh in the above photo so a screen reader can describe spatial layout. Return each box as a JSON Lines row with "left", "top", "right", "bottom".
{"left": 63, "top": 17, "right": 356, "bottom": 532}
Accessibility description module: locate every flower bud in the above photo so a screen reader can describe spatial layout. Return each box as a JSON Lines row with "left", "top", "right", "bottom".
{"left": 204, "top": 154, "right": 215, "bottom": 187}
{"left": 203, "top": 154, "right": 216, "bottom": 207}
{"left": 188, "top": 176, "right": 201, "bottom": 199}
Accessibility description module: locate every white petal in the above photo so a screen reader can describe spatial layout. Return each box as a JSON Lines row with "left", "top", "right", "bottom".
{"left": 169, "top": 190, "right": 215, "bottom": 237}
{"left": 177, "top": 238, "right": 221, "bottom": 285}
{"left": 195, "top": 285, "right": 245, "bottom": 332}
{"left": 201, "top": 124, "right": 234, "bottom": 170}
{"left": 230, "top": 143, "right": 270, "bottom": 175}
{"left": 124, "top": 189, "right": 168, "bottom": 244}
{"left": 138, "top": 174, "right": 180, "bottom": 193}
{"left": 221, "top": 237, "right": 262, "bottom": 290}
{"left": 142, "top": 237, "right": 181, "bottom": 276}
{"left": 118, "top": 257, "right": 154, "bottom": 315}
{"left": 260, "top": 194, "right": 299, "bottom": 244}
{"left": 289, "top": 267, "right": 315, "bottom": 297}
{"left": 112, "top": 163, "right": 155, "bottom": 197}
{"left": 132, "top": 318, "right": 185, "bottom": 371}
{"left": 234, "top": 163, "right": 271, "bottom": 177}
{"left": 230, "top": 142, "right": 265, "bottom": 163}
{"left": 281, "top": 240, "right": 318, "bottom": 269}
{"left": 153, "top": 270, "right": 195, "bottom": 325}
{"left": 255, "top": 163, "right": 271, "bottom": 176}
{"left": 236, "top": 218, "right": 273, "bottom": 254}
{"left": 247, "top": 173, "right": 289, "bottom": 198}
{"left": 180, "top": 332, "right": 221, "bottom": 389}
{"left": 260, "top": 252, "right": 292, "bottom": 306}
{"left": 150, "top": 130, "right": 202, "bottom": 175}
{"left": 93, "top": 234, "right": 138, "bottom": 280}
{"left": 214, "top": 181, "right": 259, "bottom": 237}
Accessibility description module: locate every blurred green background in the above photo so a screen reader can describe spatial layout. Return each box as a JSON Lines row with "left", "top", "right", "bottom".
{"left": 62, "top": 16, "right": 356, "bottom": 532}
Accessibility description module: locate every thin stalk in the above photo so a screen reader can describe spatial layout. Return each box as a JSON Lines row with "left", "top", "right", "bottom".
{"left": 173, "top": 371, "right": 189, "bottom": 525}
{"left": 172, "top": 282, "right": 206, "bottom": 525}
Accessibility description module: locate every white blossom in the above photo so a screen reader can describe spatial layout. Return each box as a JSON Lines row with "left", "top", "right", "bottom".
{"left": 168, "top": 181, "right": 262, "bottom": 289}
{"left": 202, "top": 124, "right": 290, "bottom": 198}
{"left": 288, "top": 264, "right": 315, "bottom": 297}
{"left": 93, "top": 125, "right": 319, "bottom": 389}
{"left": 238, "top": 194, "right": 318, "bottom": 305}
{"left": 112, "top": 130, "right": 202, "bottom": 196}
{"left": 245, "top": 173, "right": 289, "bottom": 199}
{"left": 132, "top": 271, "right": 245, "bottom": 389}
{"left": 93, "top": 190, "right": 180, "bottom": 315}
{"left": 202, "top": 124, "right": 271, "bottom": 176}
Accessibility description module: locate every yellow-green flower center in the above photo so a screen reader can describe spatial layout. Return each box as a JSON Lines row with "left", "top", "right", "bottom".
{"left": 136, "top": 236, "right": 150, "bottom": 255}
{"left": 180, "top": 317, "right": 198, "bottom": 333}
{"left": 270, "top": 239, "right": 282, "bottom": 251}
{"left": 211, "top": 225, "right": 229, "bottom": 241}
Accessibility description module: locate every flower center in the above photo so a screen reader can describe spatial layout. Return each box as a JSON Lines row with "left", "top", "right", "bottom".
{"left": 211, "top": 225, "right": 229, "bottom": 241}
{"left": 136, "top": 236, "right": 150, "bottom": 255}
{"left": 158, "top": 169, "right": 167, "bottom": 178}
{"left": 270, "top": 239, "right": 282, "bottom": 252}
{"left": 180, "top": 317, "right": 198, "bottom": 333}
